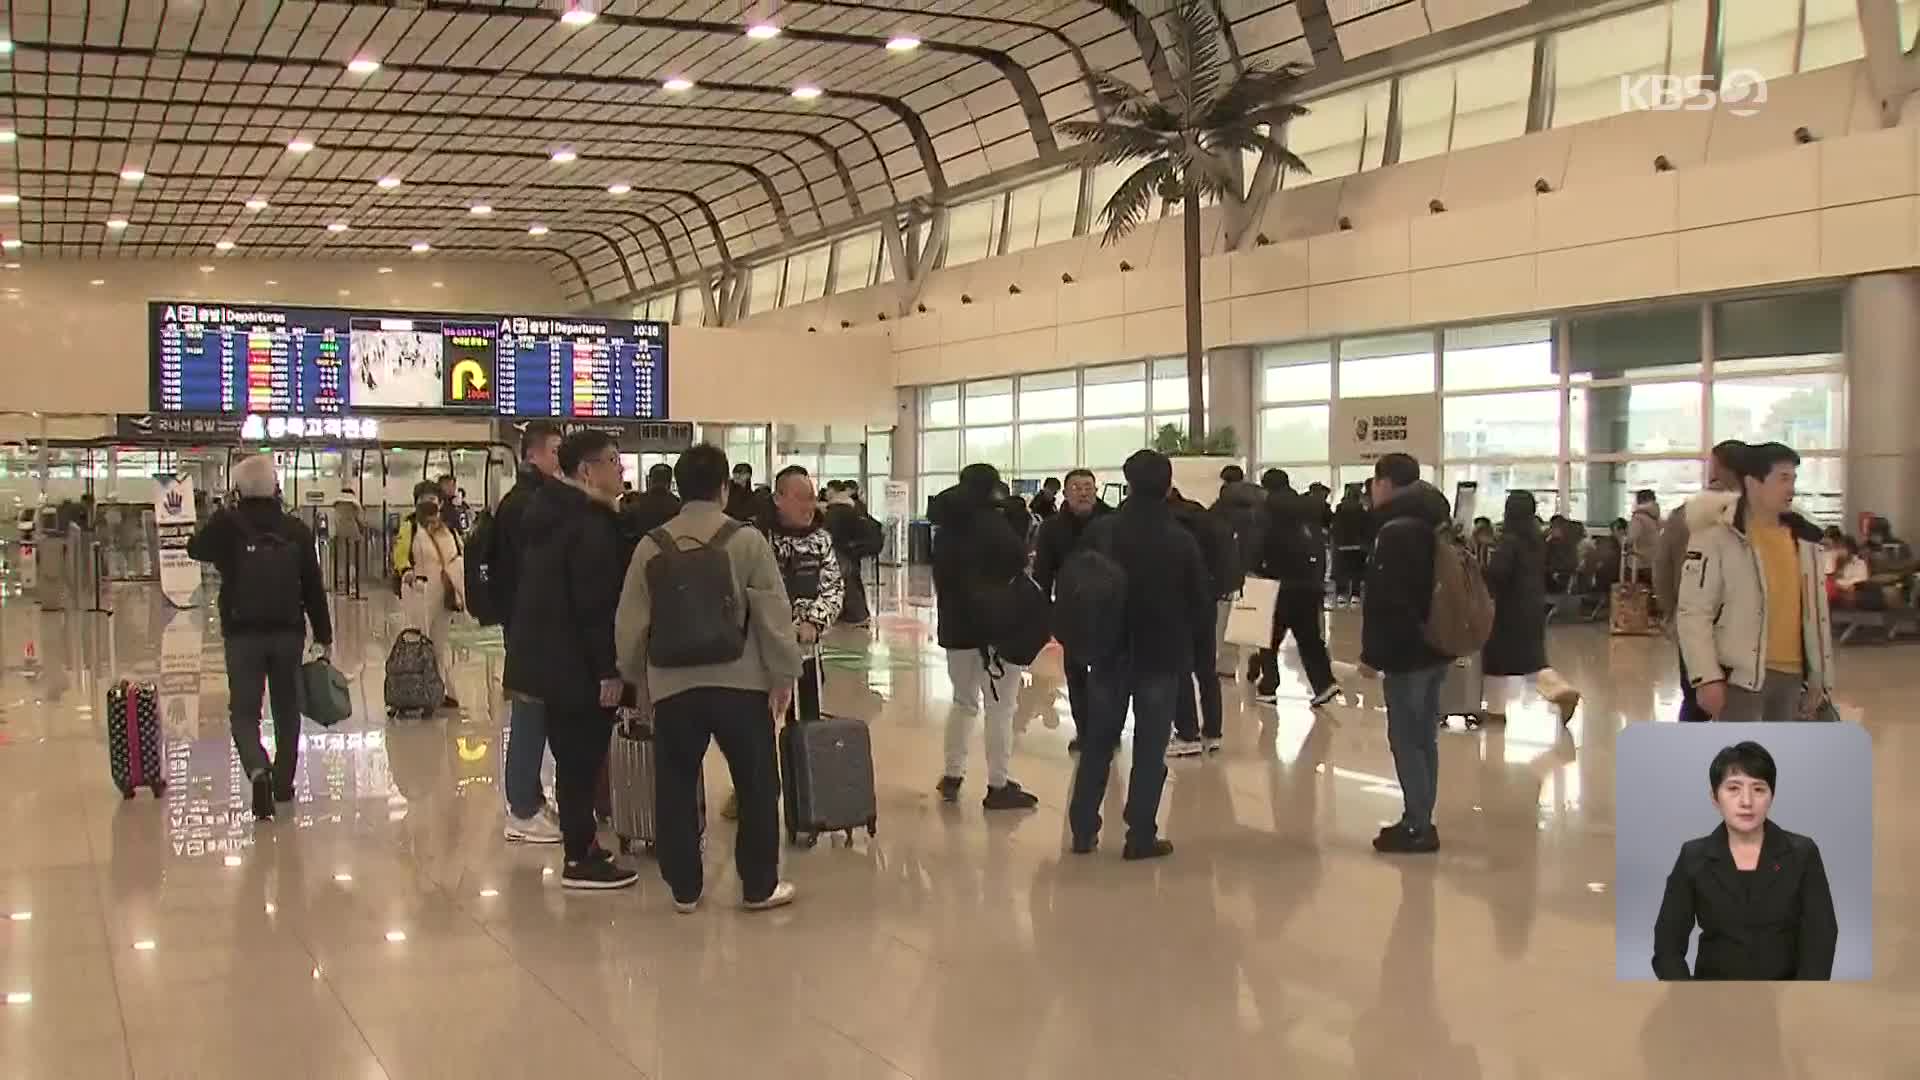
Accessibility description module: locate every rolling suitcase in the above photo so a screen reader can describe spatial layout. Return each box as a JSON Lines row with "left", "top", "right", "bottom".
{"left": 382, "top": 628, "right": 443, "bottom": 718}
{"left": 1439, "top": 654, "right": 1484, "bottom": 721}
{"left": 106, "top": 679, "right": 166, "bottom": 798}
{"left": 608, "top": 711, "right": 706, "bottom": 855}
{"left": 780, "top": 656, "right": 878, "bottom": 848}
{"left": 1609, "top": 550, "right": 1657, "bottom": 636}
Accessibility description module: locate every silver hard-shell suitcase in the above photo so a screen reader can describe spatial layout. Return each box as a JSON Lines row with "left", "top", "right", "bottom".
{"left": 608, "top": 712, "right": 705, "bottom": 855}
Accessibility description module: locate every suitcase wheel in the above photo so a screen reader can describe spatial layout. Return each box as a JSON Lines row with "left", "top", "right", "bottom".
{"left": 150, "top": 781, "right": 167, "bottom": 797}
{"left": 616, "top": 836, "right": 632, "bottom": 856}
{"left": 866, "top": 820, "right": 878, "bottom": 837}
{"left": 800, "top": 832, "right": 818, "bottom": 849}
{"left": 118, "top": 785, "right": 135, "bottom": 800}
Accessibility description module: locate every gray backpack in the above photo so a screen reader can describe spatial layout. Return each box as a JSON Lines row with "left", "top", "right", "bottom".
{"left": 383, "top": 629, "right": 444, "bottom": 715}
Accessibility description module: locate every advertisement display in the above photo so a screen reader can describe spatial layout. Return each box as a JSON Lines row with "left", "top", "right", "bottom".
{"left": 152, "top": 474, "right": 201, "bottom": 609}
{"left": 150, "top": 301, "right": 668, "bottom": 420}
{"left": 1330, "top": 393, "right": 1440, "bottom": 465}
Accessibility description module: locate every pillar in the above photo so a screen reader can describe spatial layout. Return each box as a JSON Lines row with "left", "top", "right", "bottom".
{"left": 890, "top": 387, "right": 917, "bottom": 484}
{"left": 1207, "top": 345, "right": 1257, "bottom": 468}
{"left": 1583, "top": 386, "right": 1629, "bottom": 524}
{"left": 1846, "top": 272, "right": 1920, "bottom": 535}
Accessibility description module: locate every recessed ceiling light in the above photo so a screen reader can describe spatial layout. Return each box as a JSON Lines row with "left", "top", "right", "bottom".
{"left": 0, "top": 41, "right": 12, "bottom": 55}
{"left": 338, "top": 289, "right": 350, "bottom": 296}
{"left": 0, "top": 239, "right": 20, "bottom": 251}
{"left": 132, "top": 939, "right": 157, "bottom": 951}
{"left": 7, "top": 912, "right": 28, "bottom": 920}
{"left": 119, "top": 168, "right": 145, "bottom": 182}
{"left": 326, "top": 222, "right": 350, "bottom": 232}
{"left": 478, "top": 888, "right": 499, "bottom": 898}
{"left": 662, "top": 77, "right": 694, "bottom": 92}
{"left": 106, "top": 218, "right": 128, "bottom": 230}
{"left": 607, "top": 183, "right": 631, "bottom": 195}
{"left": 376, "top": 176, "right": 402, "bottom": 189}
{"left": 432, "top": 281, "right": 444, "bottom": 288}
{"left": 377, "top": 266, "right": 393, "bottom": 274}
{"left": 746, "top": 23, "right": 780, "bottom": 40}
{"left": 3, "top": 262, "right": 18, "bottom": 269}
{"left": 198, "top": 265, "right": 214, "bottom": 273}
{"left": 410, "top": 241, "right": 431, "bottom": 253}
{"left": 469, "top": 204, "right": 492, "bottom": 216}
{"left": 791, "top": 85, "right": 823, "bottom": 100}
{"left": 90, "top": 278, "right": 105, "bottom": 286}
{"left": 243, "top": 198, "right": 268, "bottom": 211}
{"left": 886, "top": 36, "right": 921, "bottom": 52}
{"left": 0, "top": 131, "right": 14, "bottom": 144}
{"left": 265, "top": 279, "right": 278, "bottom": 285}
{"left": 527, "top": 224, "right": 549, "bottom": 236}
{"left": 550, "top": 149, "right": 577, "bottom": 164}
{"left": 559, "top": 6, "right": 597, "bottom": 26}
{"left": 385, "top": 930, "right": 407, "bottom": 943}
{"left": 5, "top": 992, "right": 32, "bottom": 1005}
{"left": 214, "top": 240, "right": 235, "bottom": 251}
{"left": 0, "top": 194, "right": 16, "bottom": 205}
{"left": 286, "top": 139, "right": 315, "bottom": 153}
{"left": 346, "top": 57, "right": 381, "bottom": 74}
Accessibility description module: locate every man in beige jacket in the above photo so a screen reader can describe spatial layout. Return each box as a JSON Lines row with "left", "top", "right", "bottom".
{"left": 615, "top": 444, "right": 803, "bottom": 914}
{"left": 1654, "top": 440, "right": 1744, "bottom": 722}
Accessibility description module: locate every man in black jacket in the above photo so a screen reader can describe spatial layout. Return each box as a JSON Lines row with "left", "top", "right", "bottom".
{"left": 931, "top": 463, "right": 1039, "bottom": 811}
{"left": 1169, "top": 488, "right": 1237, "bottom": 755}
{"left": 1361, "top": 453, "right": 1453, "bottom": 855}
{"left": 1254, "top": 469, "right": 1341, "bottom": 708}
{"left": 1067, "top": 451, "right": 1213, "bottom": 860}
{"left": 187, "top": 453, "right": 333, "bottom": 821}
{"left": 496, "top": 421, "right": 564, "bottom": 845}
{"left": 1031, "top": 468, "right": 1110, "bottom": 752}
{"left": 623, "top": 463, "right": 682, "bottom": 538}
{"left": 502, "top": 430, "right": 639, "bottom": 889}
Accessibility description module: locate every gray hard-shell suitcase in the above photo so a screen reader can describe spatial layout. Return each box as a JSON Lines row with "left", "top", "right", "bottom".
{"left": 780, "top": 657, "right": 878, "bottom": 848}
{"left": 1440, "top": 653, "right": 1484, "bottom": 720}
{"left": 608, "top": 711, "right": 706, "bottom": 855}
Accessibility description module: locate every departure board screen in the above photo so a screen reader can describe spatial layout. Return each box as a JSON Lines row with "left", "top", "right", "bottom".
{"left": 149, "top": 302, "right": 670, "bottom": 419}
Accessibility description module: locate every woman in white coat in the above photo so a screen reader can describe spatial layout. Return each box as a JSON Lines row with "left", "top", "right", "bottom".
{"left": 403, "top": 495, "right": 466, "bottom": 707}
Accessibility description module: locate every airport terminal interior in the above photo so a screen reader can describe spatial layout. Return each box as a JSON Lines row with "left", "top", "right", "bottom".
{"left": 5, "top": 0, "right": 1920, "bottom": 1076}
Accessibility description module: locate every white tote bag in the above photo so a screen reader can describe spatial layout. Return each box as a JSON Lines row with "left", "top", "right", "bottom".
{"left": 1224, "top": 577, "right": 1280, "bottom": 649}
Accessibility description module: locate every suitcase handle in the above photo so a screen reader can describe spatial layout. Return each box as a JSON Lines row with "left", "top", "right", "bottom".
{"left": 123, "top": 680, "right": 144, "bottom": 789}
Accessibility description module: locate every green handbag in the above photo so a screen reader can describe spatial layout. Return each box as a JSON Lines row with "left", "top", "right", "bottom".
{"left": 298, "top": 656, "right": 353, "bottom": 728}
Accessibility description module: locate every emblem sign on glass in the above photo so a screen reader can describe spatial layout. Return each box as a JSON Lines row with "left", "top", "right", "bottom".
{"left": 150, "top": 302, "right": 669, "bottom": 420}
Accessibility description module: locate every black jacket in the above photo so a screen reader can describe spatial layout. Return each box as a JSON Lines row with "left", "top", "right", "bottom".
{"left": 1652, "top": 821, "right": 1838, "bottom": 981}
{"left": 929, "top": 484, "right": 1029, "bottom": 650}
{"left": 1088, "top": 497, "right": 1214, "bottom": 677}
{"left": 502, "top": 480, "right": 625, "bottom": 709}
{"left": 1330, "top": 498, "right": 1372, "bottom": 549}
{"left": 1214, "top": 479, "right": 1268, "bottom": 580}
{"left": 1031, "top": 500, "right": 1113, "bottom": 596}
{"left": 1361, "top": 480, "right": 1452, "bottom": 674}
{"left": 491, "top": 465, "right": 547, "bottom": 634}
{"left": 724, "top": 481, "right": 770, "bottom": 523}
{"left": 1260, "top": 485, "right": 1328, "bottom": 591}
{"left": 186, "top": 498, "right": 333, "bottom": 644}
{"left": 1028, "top": 489, "right": 1058, "bottom": 520}
{"left": 1171, "top": 495, "right": 1239, "bottom": 599}
{"left": 1482, "top": 524, "right": 1548, "bottom": 677}
{"left": 622, "top": 489, "right": 682, "bottom": 540}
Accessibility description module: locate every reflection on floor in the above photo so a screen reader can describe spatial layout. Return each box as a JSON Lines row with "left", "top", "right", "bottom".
{"left": 0, "top": 574, "right": 1915, "bottom": 1078}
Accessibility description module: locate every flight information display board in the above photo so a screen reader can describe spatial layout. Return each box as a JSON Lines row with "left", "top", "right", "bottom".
{"left": 149, "top": 302, "right": 669, "bottom": 419}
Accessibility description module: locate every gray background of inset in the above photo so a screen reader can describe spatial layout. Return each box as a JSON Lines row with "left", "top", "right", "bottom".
{"left": 1614, "top": 722, "right": 1873, "bottom": 980}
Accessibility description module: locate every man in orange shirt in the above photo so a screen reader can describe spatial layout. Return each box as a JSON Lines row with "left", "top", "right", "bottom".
{"left": 1676, "top": 442, "right": 1835, "bottom": 723}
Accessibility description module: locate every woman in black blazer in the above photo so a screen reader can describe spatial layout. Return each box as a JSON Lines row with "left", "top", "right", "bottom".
{"left": 1652, "top": 741, "right": 1839, "bottom": 980}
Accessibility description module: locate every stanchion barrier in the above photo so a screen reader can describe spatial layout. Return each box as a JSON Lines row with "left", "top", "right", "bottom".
{"left": 88, "top": 539, "right": 113, "bottom": 615}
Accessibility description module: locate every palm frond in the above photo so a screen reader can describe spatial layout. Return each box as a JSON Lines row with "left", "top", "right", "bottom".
{"left": 1055, "top": 119, "right": 1180, "bottom": 167}
{"left": 1181, "top": 149, "right": 1240, "bottom": 208}
{"left": 1088, "top": 69, "right": 1157, "bottom": 122}
{"left": 1096, "top": 158, "right": 1175, "bottom": 246}
{"left": 1203, "top": 61, "right": 1310, "bottom": 130}
{"left": 1221, "top": 129, "right": 1311, "bottom": 181}
{"left": 1166, "top": 0, "right": 1225, "bottom": 124}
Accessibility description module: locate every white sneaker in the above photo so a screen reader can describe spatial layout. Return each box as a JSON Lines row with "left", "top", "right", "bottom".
{"left": 742, "top": 881, "right": 797, "bottom": 912}
{"left": 1311, "top": 684, "right": 1343, "bottom": 708}
{"left": 673, "top": 896, "right": 702, "bottom": 915}
{"left": 504, "top": 813, "right": 562, "bottom": 844}
{"left": 1203, "top": 737, "right": 1223, "bottom": 754}
{"left": 1166, "top": 737, "right": 1204, "bottom": 759}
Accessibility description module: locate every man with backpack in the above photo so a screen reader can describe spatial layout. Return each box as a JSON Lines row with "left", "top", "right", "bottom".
{"left": 1213, "top": 465, "right": 1268, "bottom": 680}
{"left": 1168, "top": 486, "right": 1239, "bottom": 755}
{"left": 1063, "top": 450, "right": 1213, "bottom": 859}
{"left": 822, "top": 481, "right": 883, "bottom": 626}
{"left": 1032, "top": 468, "right": 1111, "bottom": 752}
{"left": 615, "top": 444, "right": 804, "bottom": 912}
{"left": 503, "top": 431, "right": 638, "bottom": 889}
{"left": 187, "top": 453, "right": 333, "bottom": 822}
{"left": 1362, "top": 453, "right": 1469, "bottom": 855}
{"left": 488, "top": 420, "right": 564, "bottom": 845}
{"left": 929, "top": 463, "right": 1041, "bottom": 811}
{"left": 1253, "top": 469, "right": 1341, "bottom": 708}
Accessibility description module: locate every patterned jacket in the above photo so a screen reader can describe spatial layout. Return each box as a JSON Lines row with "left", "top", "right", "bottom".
{"left": 761, "top": 512, "right": 846, "bottom": 634}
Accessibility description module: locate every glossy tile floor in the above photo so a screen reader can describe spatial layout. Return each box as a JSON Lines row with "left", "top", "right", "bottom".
{"left": 2, "top": 572, "right": 1917, "bottom": 1079}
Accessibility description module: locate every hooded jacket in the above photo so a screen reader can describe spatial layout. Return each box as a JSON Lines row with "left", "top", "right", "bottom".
{"left": 1360, "top": 480, "right": 1453, "bottom": 674}
{"left": 1087, "top": 494, "right": 1215, "bottom": 676}
{"left": 502, "top": 477, "right": 625, "bottom": 708}
{"left": 490, "top": 464, "right": 548, "bottom": 634}
{"left": 1655, "top": 491, "right": 1735, "bottom": 629}
{"left": 759, "top": 507, "right": 846, "bottom": 633}
{"left": 1031, "top": 499, "right": 1113, "bottom": 596}
{"left": 1259, "top": 484, "right": 1328, "bottom": 591}
{"left": 1676, "top": 496, "right": 1833, "bottom": 697}
{"left": 929, "top": 481, "right": 1028, "bottom": 650}
{"left": 1214, "top": 479, "right": 1268, "bottom": 578}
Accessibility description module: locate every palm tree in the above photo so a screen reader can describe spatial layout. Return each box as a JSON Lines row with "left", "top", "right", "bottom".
{"left": 1057, "top": 0, "right": 1310, "bottom": 441}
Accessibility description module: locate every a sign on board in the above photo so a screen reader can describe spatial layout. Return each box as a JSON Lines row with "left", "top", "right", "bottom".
{"left": 1330, "top": 393, "right": 1438, "bottom": 465}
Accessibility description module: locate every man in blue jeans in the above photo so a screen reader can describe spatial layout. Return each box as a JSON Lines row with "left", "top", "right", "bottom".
{"left": 1066, "top": 450, "right": 1215, "bottom": 860}
{"left": 1360, "top": 453, "right": 1452, "bottom": 855}
{"left": 496, "top": 421, "right": 564, "bottom": 844}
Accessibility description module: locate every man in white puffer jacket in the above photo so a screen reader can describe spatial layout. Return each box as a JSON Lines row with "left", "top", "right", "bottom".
{"left": 1676, "top": 442, "right": 1835, "bottom": 723}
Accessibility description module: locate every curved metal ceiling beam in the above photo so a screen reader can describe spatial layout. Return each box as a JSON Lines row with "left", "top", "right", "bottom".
{"left": 1094, "top": 1, "right": 1178, "bottom": 100}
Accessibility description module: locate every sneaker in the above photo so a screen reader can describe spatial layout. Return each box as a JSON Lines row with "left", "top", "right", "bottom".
{"left": 562, "top": 856, "right": 639, "bottom": 890}
{"left": 1067, "top": 737, "right": 1081, "bottom": 755}
{"left": 936, "top": 775, "right": 963, "bottom": 803}
{"left": 1203, "top": 737, "right": 1223, "bottom": 754}
{"left": 1550, "top": 689, "right": 1582, "bottom": 724}
{"left": 1070, "top": 836, "right": 1098, "bottom": 855}
{"left": 742, "top": 881, "right": 797, "bottom": 911}
{"left": 1310, "top": 684, "right": 1343, "bottom": 708}
{"left": 982, "top": 781, "right": 1039, "bottom": 811}
{"left": 1122, "top": 838, "right": 1174, "bottom": 861}
{"left": 1166, "top": 737, "right": 1204, "bottom": 759}
{"left": 250, "top": 773, "right": 275, "bottom": 821}
{"left": 504, "top": 813, "right": 562, "bottom": 844}
{"left": 673, "top": 896, "right": 702, "bottom": 915}
{"left": 1253, "top": 688, "right": 1279, "bottom": 704}
{"left": 271, "top": 779, "right": 295, "bottom": 804}
{"left": 1372, "top": 825, "right": 1440, "bottom": 854}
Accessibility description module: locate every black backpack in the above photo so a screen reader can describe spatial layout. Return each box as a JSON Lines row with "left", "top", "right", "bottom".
{"left": 979, "top": 573, "right": 1052, "bottom": 666}
{"left": 1053, "top": 545, "right": 1128, "bottom": 663}
{"left": 645, "top": 521, "right": 748, "bottom": 668}
{"left": 850, "top": 514, "right": 885, "bottom": 559}
{"left": 226, "top": 516, "right": 304, "bottom": 627}
{"left": 463, "top": 509, "right": 502, "bottom": 626}
{"left": 1189, "top": 508, "right": 1243, "bottom": 597}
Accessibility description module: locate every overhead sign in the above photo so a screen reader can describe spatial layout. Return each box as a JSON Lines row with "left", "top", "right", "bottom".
{"left": 117, "top": 413, "right": 382, "bottom": 444}
{"left": 494, "top": 418, "right": 694, "bottom": 452}
{"left": 1331, "top": 393, "right": 1439, "bottom": 465}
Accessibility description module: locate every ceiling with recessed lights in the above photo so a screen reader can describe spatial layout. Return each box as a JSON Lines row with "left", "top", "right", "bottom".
{"left": 0, "top": 0, "right": 1518, "bottom": 306}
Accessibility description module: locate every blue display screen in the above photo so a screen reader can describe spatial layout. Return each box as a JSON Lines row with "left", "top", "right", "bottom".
{"left": 149, "top": 301, "right": 669, "bottom": 418}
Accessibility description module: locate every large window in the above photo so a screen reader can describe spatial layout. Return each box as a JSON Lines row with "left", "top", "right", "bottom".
{"left": 782, "top": 245, "right": 831, "bottom": 306}
{"left": 1006, "top": 172, "right": 1081, "bottom": 254}
{"left": 830, "top": 231, "right": 881, "bottom": 294}
{"left": 943, "top": 196, "right": 1005, "bottom": 267}
{"left": 1257, "top": 341, "right": 1334, "bottom": 480}
{"left": 745, "top": 261, "right": 785, "bottom": 316}
{"left": 1398, "top": 40, "right": 1534, "bottom": 163}
{"left": 1725, "top": 0, "right": 1865, "bottom": 80}
{"left": 1551, "top": 0, "right": 1708, "bottom": 128}
{"left": 1283, "top": 81, "right": 1391, "bottom": 185}
{"left": 1340, "top": 332, "right": 1436, "bottom": 397}
{"left": 1443, "top": 320, "right": 1554, "bottom": 392}
{"left": 673, "top": 285, "right": 703, "bottom": 325}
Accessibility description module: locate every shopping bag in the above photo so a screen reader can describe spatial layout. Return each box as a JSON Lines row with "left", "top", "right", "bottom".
{"left": 1224, "top": 577, "right": 1279, "bottom": 649}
